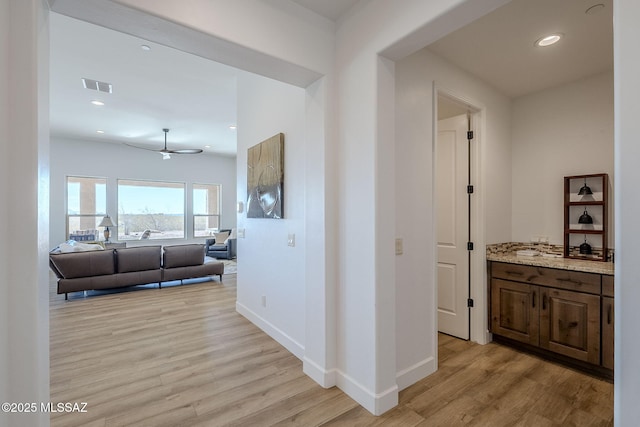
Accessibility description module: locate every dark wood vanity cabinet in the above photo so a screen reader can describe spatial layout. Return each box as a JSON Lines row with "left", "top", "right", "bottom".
{"left": 601, "top": 275, "right": 615, "bottom": 370}
{"left": 539, "top": 287, "right": 600, "bottom": 365}
{"left": 491, "top": 279, "right": 539, "bottom": 346}
{"left": 489, "top": 261, "right": 613, "bottom": 373}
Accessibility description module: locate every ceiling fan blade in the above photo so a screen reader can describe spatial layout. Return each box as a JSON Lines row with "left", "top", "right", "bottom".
{"left": 123, "top": 142, "right": 162, "bottom": 152}
{"left": 124, "top": 129, "right": 203, "bottom": 155}
{"left": 170, "top": 148, "right": 204, "bottom": 154}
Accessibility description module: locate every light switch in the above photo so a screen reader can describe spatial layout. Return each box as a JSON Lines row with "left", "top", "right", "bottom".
{"left": 395, "top": 238, "right": 403, "bottom": 255}
{"left": 288, "top": 233, "right": 295, "bottom": 247}
{"left": 238, "top": 228, "right": 245, "bottom": 238}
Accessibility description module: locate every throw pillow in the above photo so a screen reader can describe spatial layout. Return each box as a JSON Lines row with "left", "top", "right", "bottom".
{"left": 214, "top": 231, "right": 230, "bottom": 244}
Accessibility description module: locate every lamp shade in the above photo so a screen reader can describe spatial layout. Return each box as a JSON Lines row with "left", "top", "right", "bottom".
{"left": 98, "top": 215, "right": 115, "bottom": 228}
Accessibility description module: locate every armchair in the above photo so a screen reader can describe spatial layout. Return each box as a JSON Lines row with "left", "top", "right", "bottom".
{"left": 205, "top": 229, "right": 237, "bottom": 259}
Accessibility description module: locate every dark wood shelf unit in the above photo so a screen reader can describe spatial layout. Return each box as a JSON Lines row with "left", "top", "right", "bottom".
{"left": 568, "top": 201, "right": 605, "bottom": 206}
{"left": 564, "top": 229, "right": 606, "bottom": 235}
{"left": 564, "top": 173, "right": 608, "bottom": 261}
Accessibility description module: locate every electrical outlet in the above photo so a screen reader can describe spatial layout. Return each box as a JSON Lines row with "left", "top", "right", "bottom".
{"left": 238, "top": 228, "right": 245, "bottom": 238}
{"left": 287, "top": 233, "right": 295, "bottom": 247}
{"left": 261, "top": 295, "right": 267, "bottom": 308}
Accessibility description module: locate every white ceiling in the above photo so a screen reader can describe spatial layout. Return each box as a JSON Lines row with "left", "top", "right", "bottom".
{"left": 291, "top": 0, "right": 361, "bottom": 22}
{"left": 50, "top": 12, "right": 240, "bottom": 156}
{"left": 428, "top": 0, "right": 613, "bottom": 98}
{"left": 49, "top": 0, "right": 613, "bottom": 157}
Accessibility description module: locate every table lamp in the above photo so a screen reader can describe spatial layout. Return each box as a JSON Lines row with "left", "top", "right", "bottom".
{"left": 98, "top": 215, "right": 116, "bottom": 243}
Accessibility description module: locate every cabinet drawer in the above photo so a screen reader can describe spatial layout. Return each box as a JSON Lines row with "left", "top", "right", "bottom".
{"left": 491, "top": 262, "right": 601, "bottom": 294}
{"left": 602, "top": 275, "right": 614, "bottom": 297}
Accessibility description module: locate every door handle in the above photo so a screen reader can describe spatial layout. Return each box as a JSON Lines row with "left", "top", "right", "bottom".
{"left": 542, "top": 293, "right": 547, "bottom": 310}
{"left": 532, "top": 291, "right": 536, "bottom": 308}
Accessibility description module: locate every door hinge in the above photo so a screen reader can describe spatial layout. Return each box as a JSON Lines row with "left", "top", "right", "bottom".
{"left": 467, "top": 298, "right": 474, "bottom": 308}
{"left": 467, "top": 185, "right": 474, "bottom": 194}
{"left": 467, "top": 130, "right": 474, "bottom": 140}
{"left": 467, "top": 242, "right": 474, "bottom": 251}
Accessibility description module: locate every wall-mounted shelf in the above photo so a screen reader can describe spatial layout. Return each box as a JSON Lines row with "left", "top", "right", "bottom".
{"left": 564, "top": 173, "right": 608, "bottom": 261}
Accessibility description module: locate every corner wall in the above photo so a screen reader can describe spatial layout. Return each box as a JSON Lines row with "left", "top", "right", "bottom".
{"left": 49, "top": 137, "right": 237, "bottom": 247}
{"left": 614, "top": 0, "right": 640, "bottom": 424}
{"left": 335, "top": 0, "right": 511, "bottom": 414}
{"left": 235, "top": 72, "right": 307, "bottom": 358}
{"left": 511, "top": 71, "right": 614, "bottom": 247}
{"left": 0, "top": 0, "right": 10, "bottom": 407}
{"left": 394, "top": 47, "right": 512, "bottom": 385}
{"left": 1, "top": 1, "right": 50, "bottom": 426}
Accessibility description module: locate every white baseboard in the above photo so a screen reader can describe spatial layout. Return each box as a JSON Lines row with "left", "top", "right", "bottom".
{"left": 396, "top": 356, "right": 436, "bottom": 391}
{"left": 303, "top": 357, "right": 337, "bottom": 388}
{"left": 335, "top": 370, "right": 398, "bottom": 415}
{"left": 235, "top": 301, "right": 304, "bottom": 359}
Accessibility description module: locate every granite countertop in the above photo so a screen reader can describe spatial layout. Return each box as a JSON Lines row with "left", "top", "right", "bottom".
{"left": 486, "top": 242, "right": 614, "bottom": 275}
{"left": 487, "top": 251, "right": 614, "bottom": 275}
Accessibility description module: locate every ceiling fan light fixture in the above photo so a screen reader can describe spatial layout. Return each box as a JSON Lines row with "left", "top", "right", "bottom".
{"left": 535, "top": 33, "right": 563, "bottom": 47}
{"left": 124, "top": 128, "right": 203, "bottom": 156}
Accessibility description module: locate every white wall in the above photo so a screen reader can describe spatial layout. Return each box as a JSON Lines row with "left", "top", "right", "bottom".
{"left": 1, "top": 1, "right": 50, "bottom": 426}
{"left": 335, "top": 0, "right": 511, "bottom": 414}
{"left": 511, "top": 71, "right": 614, "bottom": 247}
{"left": 394, "top": 47, "right": 512, "bottom": 387}
{"left": 614, "top": 0, "right": 640, "bottom": 424}
{"left": 0, "top": 0, "right": 9, "bottom": 407}
{"left": 49, "top": 137, "right": 237, "bottom": 246}
{"left": 235, "top": 72, "right": 307, "bottom": 357}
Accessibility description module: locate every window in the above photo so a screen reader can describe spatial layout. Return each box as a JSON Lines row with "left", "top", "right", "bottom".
{"left": 66, "top": 176, "right": 107, "bottom": 241}
{"left": 193, "top": 183, "right": 221, "bottom": 237}
{"left": 117, "top": 179, "right": 185, "bottom": 240}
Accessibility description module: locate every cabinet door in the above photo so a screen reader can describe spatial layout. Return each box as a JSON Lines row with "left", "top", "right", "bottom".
{"left": 602, "top": 296, "right": 614, "bottom": 370}
{"left": 491, "top": 279, "right": 539, "bottom": 346}
{"left": 540, "top": 288, "right": 600, "bottom": 364}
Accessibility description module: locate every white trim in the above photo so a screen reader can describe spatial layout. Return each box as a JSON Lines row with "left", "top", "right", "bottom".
{"left": 235, "top": 301, "right": 305, "bottom": 359}
{"left": 335, "top": 370, "right": 399, "bottom": 416}
{"left": 303, "top": 356, "right": 337, "bottom": 388}
{"left": 434, "top": 85, "right": 488, "bottom": 345}
{"left": 396, "top": 356, "right": 436, "bottom": 391}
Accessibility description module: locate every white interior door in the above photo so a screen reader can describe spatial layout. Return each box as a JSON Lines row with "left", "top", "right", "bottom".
{"left": 437, "top": 114, "right": 470, "bottom": 339}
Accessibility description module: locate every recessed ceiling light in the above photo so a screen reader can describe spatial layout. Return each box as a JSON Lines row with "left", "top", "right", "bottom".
{"left": 204, "top": 145, "right": 211, "bottom": 148}
{"left": 141, "top": 44, "right": 151, "bottom": 51}
{"left": 96, "top": 130, "right": 105, "bottom": 134}
{"left": 90, "top": 100, "right": 105, "bottom": 106}
{"left": 229, "top": 125, "right": 237, "bottom": 130}
{"left": 535, "top": 33, "right": 563, "bottom": 47}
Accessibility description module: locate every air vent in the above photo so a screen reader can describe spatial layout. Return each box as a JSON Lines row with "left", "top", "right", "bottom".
{"left": 82, "top": 78, "right": 113, "bottom": 93}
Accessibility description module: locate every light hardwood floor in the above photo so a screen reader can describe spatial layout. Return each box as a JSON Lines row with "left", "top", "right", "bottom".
{"left": 50, "top": 274, "right": 613, "bottom": 426}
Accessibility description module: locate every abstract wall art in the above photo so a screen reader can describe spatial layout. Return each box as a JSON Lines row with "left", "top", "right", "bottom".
{"left": 247, "top": 133, "right": 284, "bottom": 219}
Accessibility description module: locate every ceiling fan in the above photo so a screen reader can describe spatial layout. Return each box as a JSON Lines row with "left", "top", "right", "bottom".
{"left": 125, "top": 128, "right": 203, "bottom": 159}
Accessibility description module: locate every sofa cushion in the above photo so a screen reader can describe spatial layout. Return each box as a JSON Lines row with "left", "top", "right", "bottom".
{"left": 116, "top": 246, "right": 162, "bottom": 273}
{"left": 163, "top": 244, "right": 205, "bottom": 268}
{"left": 209, "top": 244, "right": 227, "bottom": 251}
{"left": 49, "top": 249, "right": 115, "bottom": 279}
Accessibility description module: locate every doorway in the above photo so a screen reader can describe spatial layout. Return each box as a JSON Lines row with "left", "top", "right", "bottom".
{"left": 436, "top": 93, "right": 479, "bottom": 340}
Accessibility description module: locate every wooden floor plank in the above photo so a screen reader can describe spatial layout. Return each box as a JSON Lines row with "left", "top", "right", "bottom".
{"left": 49, "top": 275, "right": 613, "bottom": 426}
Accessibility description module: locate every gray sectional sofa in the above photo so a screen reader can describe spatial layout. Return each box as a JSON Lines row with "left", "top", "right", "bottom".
{"left": 49, "top": 244, "right": 224, "bottom": 300}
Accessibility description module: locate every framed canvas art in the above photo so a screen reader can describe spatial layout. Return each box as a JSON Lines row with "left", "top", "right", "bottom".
{"left": 247, "top": 133, "right": 284, "bottom": 219}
